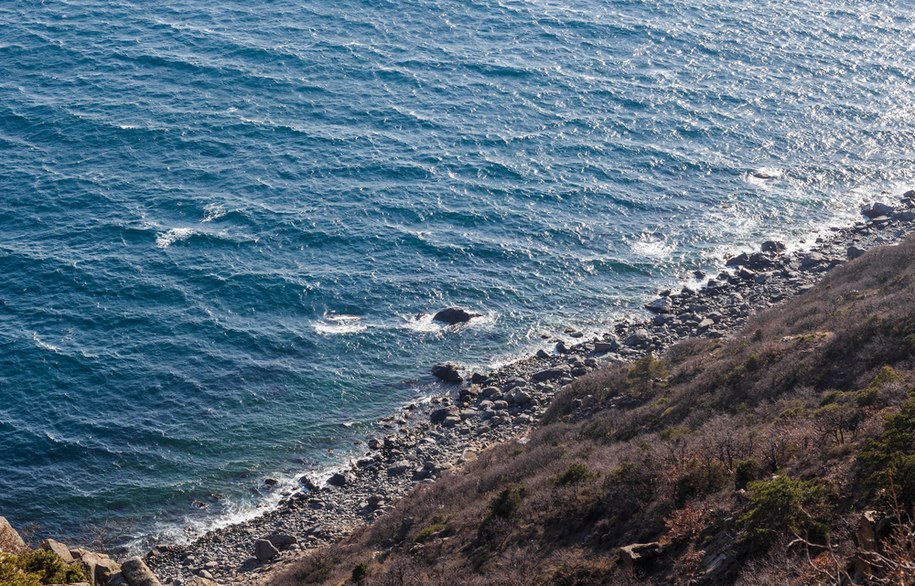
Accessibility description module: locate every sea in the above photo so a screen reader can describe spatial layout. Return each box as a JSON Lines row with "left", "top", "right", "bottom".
{"left": 0, "top": 0, "right": 912, "bottom": 550}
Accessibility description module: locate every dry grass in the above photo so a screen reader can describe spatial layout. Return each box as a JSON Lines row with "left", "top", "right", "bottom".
{"left": 270, "top": 235, "right": 915, "bottom": 585}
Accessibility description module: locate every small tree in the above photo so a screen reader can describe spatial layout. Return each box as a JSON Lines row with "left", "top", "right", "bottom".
{"left": 737, "top": 475, "right": 832, "bottom": 555}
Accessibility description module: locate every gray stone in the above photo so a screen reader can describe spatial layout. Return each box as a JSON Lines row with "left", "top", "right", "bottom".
{"left": 266, "top": 533, "right": 298, "bottom": 551}
{"left": 619, "top": 542, "right": 663, "bottom": 572}
{"left": 761, "top": 240, "right": 785, "bottom": 254}
{"left": 430, "top": 406, "right": 458, "bottom": 424}
{"left": 41, "top": 538, "right": 74, "bottom": 564}
{"left": 624, "top": 329, "right": 652, "bottom": 348}
{"left": 254, "top": 539, "right": 279, "bottom": 563}
{"left": 186, "top": 578, "right": 218, "bottom": 586}
{"left": 593, "top": 340, "right": 619, "bottom": 353}
{"left": 326, "top": 472, "right": 348, "bottom": 487}
{"left": 645, "top": 297, "right": 671, "bottom": 314}
{"left": 0, "top": 516, "right": 26, "bottom": 553}
{"left": 431, "top": 363, "right": 462, "bottom": 383}
{"left": 847, "top": 245, "right": 866, "bottom": 260}
{"left": 862, "top": 202, "right": 894, "bottom": 218}
{"left": 120, "top": 556, "right": 162, "bottom": 586}
{"left": 531, "top": 367, "right": 567, "bottom": 382}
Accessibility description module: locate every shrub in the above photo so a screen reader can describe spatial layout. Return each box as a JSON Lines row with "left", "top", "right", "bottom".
{"left": 414, "top": 514, "right": 449, "bottom": 543}
{"left": 674, "top": 459, "right": 729, "bottom": 506}
{"left": 859, "top": 391, "right": 915, "bottom": 506}
{"left": 478, "top": 485, "right": 527, "bottom": 543}
{"left": 0, "top": 550, "right": 88, "bottom": 586}
{"left": 737, "top": 475, "right": 832, "bottom": 555}
{"left": 350, "top": 562, "right": 369, "bottom": 583}
{"left": 734, "top": 458, "right": 760, "bottom": 490}
{"left": 550, "top": 462, "right": 597, "bottom": 487}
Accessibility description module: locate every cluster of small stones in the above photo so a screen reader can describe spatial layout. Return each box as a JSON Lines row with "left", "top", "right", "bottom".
{"left": 146, "top": 192, "right": 915, "bottom": 585}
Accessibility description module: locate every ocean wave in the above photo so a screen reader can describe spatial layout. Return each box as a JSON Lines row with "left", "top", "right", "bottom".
{"left": 155, "top": 227, "right": 195, "bottom": 249}
{"left": 313, "top": 314, "right": 367, "bottom": 335}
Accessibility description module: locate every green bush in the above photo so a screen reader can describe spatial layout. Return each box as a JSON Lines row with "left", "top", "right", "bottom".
{"left": 414, "top": 514, "right": 449, "bottom": 543}
{"left": 734, "top": 458, "right": 760, "bottom": 490}
{"left": 0, "top": 550, "right": 88, "bottom": 586}
{"left": 859, "top": 391, "right": 915, "bottom": 505}
{"left": 550, "top": 462, "right": 597, "bottom": 487}
{"left": 737, "top": 475, "right": 831, "bottom": 555}
{"left": 478, "top": 484, "right": 527, "bottom": 543}
{"left": 674, "top": 459, "right": 729, "bottom": 506}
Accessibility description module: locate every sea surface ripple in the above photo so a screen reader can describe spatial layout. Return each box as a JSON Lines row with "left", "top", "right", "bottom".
{"left": 0, "top": 0, "right": 913, "bottom": 547}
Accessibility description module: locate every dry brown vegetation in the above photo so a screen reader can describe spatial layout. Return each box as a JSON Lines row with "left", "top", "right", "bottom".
{"left": 272, "top": 236, "right": 915, "bottom": 585}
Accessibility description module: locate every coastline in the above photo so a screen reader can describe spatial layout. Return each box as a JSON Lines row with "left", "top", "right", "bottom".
{"left": 146, "top": 191, "right": 915, "bottom": 585}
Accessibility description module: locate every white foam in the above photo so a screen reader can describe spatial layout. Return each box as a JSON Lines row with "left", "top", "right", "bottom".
{"left": 630, "top": 232, "right": 676, "bottom": 259}
{"left": 155, "top": 227, "right": 195, "bottom": 249}
{"left": 746, "top": 167, "right": 783, "bottom": 186}
{"left": 313, "top": 314, "right": 367, "bottom": 335}
{"left": 201, "top": 203, "right": 227, "bottom": 223}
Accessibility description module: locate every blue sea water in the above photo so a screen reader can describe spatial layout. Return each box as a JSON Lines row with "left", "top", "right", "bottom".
{"left": 0, "top": 0, "right": 913, "bottom": 548}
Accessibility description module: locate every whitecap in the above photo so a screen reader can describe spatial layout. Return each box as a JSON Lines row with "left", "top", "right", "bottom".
{"left": 313, "top": 314, "right": 367, "bottom": 335}
{"left": 201, "top": 203, "right": 227, "bottom": 223}
{"left": 155, "top": 228, "right": 194, "bottom": 249}
{"left": 630, "top": 233, "right": 675, "bottom": 259}
{"left": 746, "top": 167, "right": 783, "bottom": 186}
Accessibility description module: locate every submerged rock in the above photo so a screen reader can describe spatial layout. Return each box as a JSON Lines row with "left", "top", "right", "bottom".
{"left": 432, "top": 307, "right": 481, "bottom": 325}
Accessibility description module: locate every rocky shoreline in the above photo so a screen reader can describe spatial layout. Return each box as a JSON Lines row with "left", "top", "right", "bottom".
{"left": 145, "top": 192, "right": 915, "bottom": 586}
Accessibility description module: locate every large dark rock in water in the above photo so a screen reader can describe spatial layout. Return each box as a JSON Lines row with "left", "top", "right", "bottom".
{"left": 432, "top": 307, "right": 481, "bottom": 325}
{"left": 432, "top": 363, "right": 463, "bottom": 383}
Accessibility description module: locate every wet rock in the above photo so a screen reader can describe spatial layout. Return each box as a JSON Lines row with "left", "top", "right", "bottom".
{"left": 761, "top": 240, "right": 786, "bottom": 254}
{"left": 121, "top": 556, "right": 162, "bottom": 586}
{"left": 254, "top": 539, "right": 279, "bottom": 562}
{"left": 326, "top": 472, "right": 348, "bottom": 487}
{"left": 862, "top": 202, "right": 894, "bottom": 219}
{"left": 432, "top": 307, "right": 480, "bottom": 325}
{"left": 431, "top": 363, "right": 463, "bottom": 383}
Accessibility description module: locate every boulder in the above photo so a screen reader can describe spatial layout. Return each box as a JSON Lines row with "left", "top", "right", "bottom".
{"left": 430, "top": 406, "right": 458, "bottom": 424}
{"left": 862, "top": 202, "right": 894, "bottom": 219}
{"left": 254, "top": 539, "right": 279, "bottom": 563}
{"left": 593, "top": 340, "right": 619, "bottom": 353}
{"left": 531, "top": 367, "right": 567, "bottom": 382}
{"left": 725, "top": 252, "right": 778, "bottom": 271}
{"left": 619, "top": 542, "right": 663, "bottom": 573}
{"left": 624, "top": 329, "right": 653, "bottom": 348}
{"left": 431, "top": 363, "right": 463, "bottom": 383}
{"left": 186, "top": 578, "right": 218, "bottom": 586}
{"left": 761, "top": 240, "right": 786, "bottom": 254}
{"left": 847, "top": 245, "right": 866, "bottom": 260}
{"left": 326, "top": 472, "right": 348, "bottom": 487}
{"left": 0, "top": 516, "right": 27, "bottom": 553}
{"left": 645, "top": 297, "right": 671, "bottom": 314}
{"left": 41, "top": 538, "right": 74, "bottom": 564}
{"left": 120, "top": 556, "right": 162, "bottom": 586}
{"left": 266, "top": 533, "right": 298, "bottom": 551}
{"left": 432, "top": 307, "right": 480, "bottom": 325}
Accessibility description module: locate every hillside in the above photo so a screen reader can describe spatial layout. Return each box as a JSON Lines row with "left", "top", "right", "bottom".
{"left": 271, "top": 235, "right": 915, "bottom": 585}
